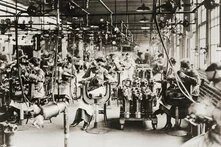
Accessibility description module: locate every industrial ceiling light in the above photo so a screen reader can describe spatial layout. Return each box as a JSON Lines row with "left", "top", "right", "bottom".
{"left": 90, "top": 25, "right": 99, "bottom": 29}
{"left": 136, "top": 0, "right": 150, "bottom": 12}
{"left": 141, "top": 26, "right": 150, "bottom": 30}
{"left": 139, "top": 16, "right": 149, "bottom": 23}
{"left": 182, "top": 16, "right": 190, "bottom": 27}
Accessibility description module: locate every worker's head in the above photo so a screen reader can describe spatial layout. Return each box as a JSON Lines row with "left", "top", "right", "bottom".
{"left": 95, "top": 57, "right": 106, "bottom": 68}
{"left": 205, "top": 62, "right": 221, "bottom": 89}
{"left": 180, "top": 58, "right": 191, "bottom": 72}
{"left": 125, "top": 53, "right": 130, "bottom": 59}
{"left": 30, "top": 57, "right": 41, "bottom": 67}
{"left": 169, "top": 57, "right": 176, "bottom": 65}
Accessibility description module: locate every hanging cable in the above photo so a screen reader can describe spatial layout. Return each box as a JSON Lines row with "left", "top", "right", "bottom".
{"left": 15, "top": 11, "right": 32, "bottom": 107}
{"left": 152, "top": 0, "right": 196, "bottom": 103}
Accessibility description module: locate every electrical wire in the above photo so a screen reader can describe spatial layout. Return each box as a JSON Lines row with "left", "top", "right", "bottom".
{"left": 15, "top": 11, "right": 32, "bottom": 108}
{"left": 152, "top": 0, "right": 196, "bottom": 104}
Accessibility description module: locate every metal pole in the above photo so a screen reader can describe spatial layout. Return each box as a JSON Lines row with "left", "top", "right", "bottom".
{"left": 15, "top": 10, "right": 27, "bottom": 125}
{"left": 195, "top": 0, "right": 200, "bottom": 69}
{"left": 51, "top": 0, "right": 60, "bottom": 102}
{"left": 64, "top": 108, "right": 69, "bottom": 147}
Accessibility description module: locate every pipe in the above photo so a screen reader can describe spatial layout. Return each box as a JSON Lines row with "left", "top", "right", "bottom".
{"left": 69, "top": 0, "right": 90, "bottom": 15}
{"left": 41, "top": 102, "right": 67, "bottom": 119}
{"left": 98, "top": 0, "right": 113, "bottom": 14}
{"left": 51, "top": 0, "right": 60, "bottom": 102}
{"left": 192, "top": 1, "right": 204, "bottom": 13}
{"left": 0, "top": 11, "right": 195, "bottom": 18}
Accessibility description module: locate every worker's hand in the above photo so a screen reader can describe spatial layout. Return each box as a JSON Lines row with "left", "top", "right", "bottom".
{"left": 32, "top": 115, "right": 44, "bottom": 129}
{"left": 179, "top": 71, "right": 186, "bottom": 78}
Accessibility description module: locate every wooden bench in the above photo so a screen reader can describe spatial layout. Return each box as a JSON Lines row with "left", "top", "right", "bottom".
{"left": 187, "top": 70, "right": 221, "bottom": 136}
{"left": 198, "top": 70, "right": 221, "bottom": 105}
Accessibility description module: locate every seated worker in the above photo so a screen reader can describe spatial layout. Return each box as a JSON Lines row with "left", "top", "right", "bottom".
{"left": 135, "top": 52, "right": 143, "bottom": 64}
{"left": 121, "top": 53, "right": 136, "bottom": 81}
{"left": 163, "top": 58, "right": 200, "bottom": 130}
{"left": 166, "top": 57, "right": 178, "bottom": 78}
{"left": 70, "top": 57, "right": 115, "bottom": 131}
{"left": 144, "top": 49, "right": 151, "bottom": 64}
{"left": 28, "top": 57, "right": 45, "bottom": 99}
{"left": 53, "top": 55, "right": 77, "bottom": 100}
{"left": 181, "top": 62, "right": 221, "bottom": 147}
{"left": 8, "top": 57, "right": 46, "bottom": 125}
{"left": 63, "top": 54, "right": 77, "bottom": 75}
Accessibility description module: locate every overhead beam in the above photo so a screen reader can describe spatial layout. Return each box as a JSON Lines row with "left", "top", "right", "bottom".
{"left": 98, "top": 0, "right": 113, "bottom": 14}
{"left": 69, "top": 0, "right": 90, "bottom": 14}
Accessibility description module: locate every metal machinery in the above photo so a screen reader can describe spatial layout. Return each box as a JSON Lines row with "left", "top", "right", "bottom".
{"left": 80, "top": 81, "right": 111, "bottom": 134}
{"left": 119, "top": 64, "right": 158, "bottom": 130}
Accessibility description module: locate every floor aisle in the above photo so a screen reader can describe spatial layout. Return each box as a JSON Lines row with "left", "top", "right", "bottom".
{"left": 10, "top": 102, "right": 189, "bottom": 147}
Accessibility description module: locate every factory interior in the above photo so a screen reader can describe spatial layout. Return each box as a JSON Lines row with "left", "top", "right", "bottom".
{"left": 0, "top": 0, "right": 221, "bottom": 147}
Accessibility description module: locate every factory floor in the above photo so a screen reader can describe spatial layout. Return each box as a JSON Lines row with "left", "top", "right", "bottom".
{"left": 2, "top": 101, "right": 190, "bottom": 147}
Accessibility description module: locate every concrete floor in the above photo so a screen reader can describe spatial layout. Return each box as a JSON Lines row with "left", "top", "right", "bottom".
{"left": 2, "top": 101, "right": 190, "bottom": 147}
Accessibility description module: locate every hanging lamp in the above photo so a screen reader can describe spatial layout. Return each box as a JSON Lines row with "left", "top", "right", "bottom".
{"left": 136, "top": 0, "right": 150, "bottom": 12}
{"left": 139, "top": 16, "right": 149, "bottom": 23}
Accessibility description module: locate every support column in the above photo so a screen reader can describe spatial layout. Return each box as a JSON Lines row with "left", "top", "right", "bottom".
{"left": 62, "top": 36, "right": 68, "bottom": 59}
{"left": 78, "top": 39, "right": 84, "bottom": 60}
{"left": 195, "top": 6, "right": 200, "bottom": 69}
{"left": 206, "top": 9, "right": 211, "bottom": 65}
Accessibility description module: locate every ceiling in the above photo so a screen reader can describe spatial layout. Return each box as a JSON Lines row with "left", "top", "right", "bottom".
{"left": 2, "top": 0, "right": 196, "bottom": 41}
{"left": 68, "top": 0, "right": 159, "bottom": 34}
{"left": 9, "top": 0, "right": 169, "bottom": 33}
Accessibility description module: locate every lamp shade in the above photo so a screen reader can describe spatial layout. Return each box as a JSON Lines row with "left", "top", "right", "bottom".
{"left": 141, "top": 26, "right": 150, "bottom": 30}
{"left": 136, "top": 3, "right": 150, "bottom": 12}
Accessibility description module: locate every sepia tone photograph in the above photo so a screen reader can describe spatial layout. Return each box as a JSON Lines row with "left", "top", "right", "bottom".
{"left": 0, "top": 0, "right": 221, "bottom": 147}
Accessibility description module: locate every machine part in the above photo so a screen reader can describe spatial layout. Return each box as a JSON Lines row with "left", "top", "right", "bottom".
{"left": 82, "top": 82, "right": 111, "bottom": 105}
{"left": 119, "top": 118, "right": 125, "bottom": 130}
{"left": 0, "top": 122, "right": 17, "bottom": 147}
{"left": 41, "top": 102, "right": 67, "bottom": 119}
{"left": 86, "top": 100, "right": 110, "bottom": 134}
{"left": 135, "top": 99, "right": 141, "bottom": 118}
{"left": 124, "top": 112, "right": 130, "bottom": 119}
